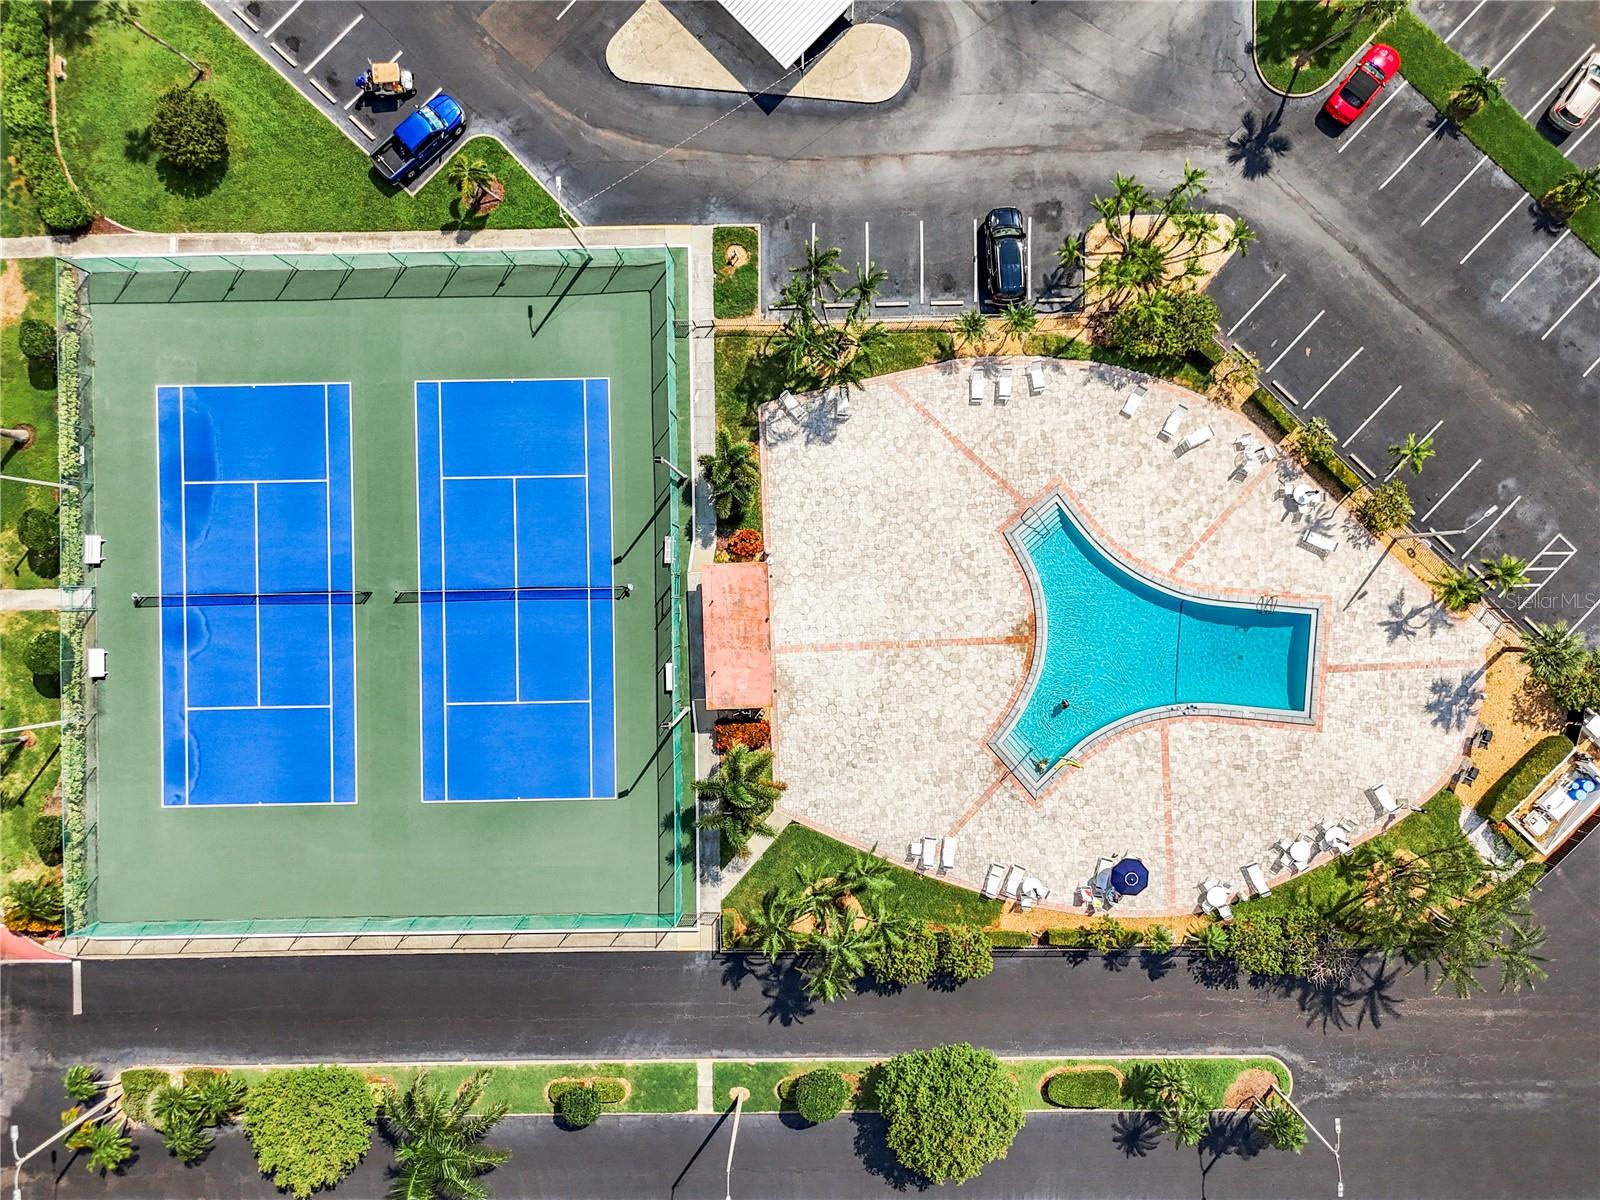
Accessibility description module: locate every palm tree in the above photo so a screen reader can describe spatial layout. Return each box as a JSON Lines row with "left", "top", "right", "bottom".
{"left": 1479, "top": 553, "right": 1530, "bottom": 596}
{"left": 1145, "top": 924, "right": 1176, "bottom": 954}
{"left": 385, "top": 1069, "right": 511, "bottom": 1200}
{"left": 3, "top": 877, "right": 63, "bottom": 927}
{"left": 446, "top": 157, "right": 497, "bottom": 212}
{"left": 1496, "top": 918, "right": 1548, "bottom": 994}
{"left": 1542, "top": 166, "right": 1600, "bottom": 219}
{"left": 1388, "top": 431, "right": 1435, "bottom": 476}
{"left": 101, "top": 1, "right": 207, "bottom": 78}
{"left": 998, "top": 302, "right": 1039, "bottom": 342}
{"left": 1255, "top": 1097, "right": 1306, "bottom": 1152}
{"left": 1295, "top": 0, "right": 1407, "bottom": 68}
{"left": 804, "top": 919, "right": 876, "bottom": 1002}
{"left": 834, "top": 848, "right": 893, "bottom": 901}
{"left": 744, "top": 889, "right": 800, "bottom": 959}
{"left": 1188, "top": 921, "right": 1230, "bottom": 960}
{"left": 190, "top": 1072, "right": 247, "bottom": 1125}
{"left": 1225, "top": 217, "right": 1258, "bottom": 257}
{"left": 1432, "top": 566, "right": 1484, "bottom": 612}
{"left": 697, "top": 428, "right": 760, "bottom": 522}
{"left": 1160, "top": 1098, "right": 1208, "bottom": 1148}
{"left": 857, "top": 892, "right": 916, "bottom": 951}
{"left": 1449, "top": 66, "right": 1506, "bottom": 118}
{"left": 952, "top": 308, "right": 990, "bottom": 351}
{"left": 149, "top": 1082, "right": 204, "bottom": 1130}
{"left": 160, "top": 1113, "right": 213, "bottom": 1164}
{"left": 693, "top": 744, "right": 784, "bottom": 856}
{"left": 1055, "top": 235, "right": 1084, "bottom": 273}
{"left": 63, "top": 1065, "right": 101, "bottom": 1103}
{"left": 841, "top": 264, "right": 887, "bottom": 325}
{"left": 70, "top": 1120, "right": 133, "bottom": 1174}
{"left": 1519, "top": 621, "right": 1586, "bottom": 683}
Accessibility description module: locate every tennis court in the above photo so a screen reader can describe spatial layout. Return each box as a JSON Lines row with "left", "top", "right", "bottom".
{"left": 414, "top": 378, "right": 616, "bottom": 803}
{"left": 155, "top": 383, "right": 357, "bottom": 808}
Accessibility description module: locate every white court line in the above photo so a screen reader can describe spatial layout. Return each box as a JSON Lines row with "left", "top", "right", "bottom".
{"left": 345, "top": 49, "right": 402, "bottom": 109}
{"left": 437, "top": 386, "right": 450, "bottom": 798}
{"left": 261, "top": 0, "right": 302, "bottom": 38}
{"left": 1226, "top": 272, "right": 1285, "bottom": 336}
{"left": 1540, "top": 272, "right": 1600, "bottom": 340}
{"left": 304, "top": 13, "right": 362, "bottom": 74}
{"left": 190, "top": 703, "right": 331, "bottom": 712}
{"left": 323, "top": 384, "right": 335, "bottom": 805}
{"left": 582, "top": 382, "right": 595, "bottom": 799}
{"left": 1571, "top": 592, "right": 1600, "bottom": 632}
{"left": 253, "top": 483, "right": 262, "bottom": 706}
{"left": 1462, "top": 495, "right": 1520, "bottom": 555}
{"left": 443, "top": 472, "right": 583, "bottom": 481}
{"left": 511, "top": 479, "right": 521, "bottom": 703}
{"left": 1263, "top": 310, "right": 1324, "bottom": 374}
{"left": 447, "top": 698, "right": 586, "bottom": 707}
{"left": 1419, "top": 457, "right": 1481, "bottom": 522}
{"left": 1344, "top": 384, "right": 1401, "bottom": 445}
{"left": 1304, "top": 346, "right": 1363, "bottom": 407}
{"left": 1501, "top": 229, "right": 1570, "bottom": 301}
{"left": 1383, "top": 417, "right": 1443, "bottom": 481}
{"left": 1585, "top": 353, "right": 1600, "bottom": 377}
{"left": 187, "top": 476, "right": 328, "bottom": 486}
{"left": 1460, "top": 195, "right": 1525, "bottom": 264}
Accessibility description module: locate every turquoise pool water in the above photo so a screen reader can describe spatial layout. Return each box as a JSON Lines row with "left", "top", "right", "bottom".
{"left": 994, "top": 497, "right": 1315, "bottom": 785}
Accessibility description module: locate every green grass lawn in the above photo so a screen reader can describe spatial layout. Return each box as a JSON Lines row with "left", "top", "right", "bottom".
{"left": 724, "top": 822, "right": 1002, "bottom": 928}
{"left": 1, "top": 259, "right": 60, "bottom": 590}
{"left": 712, "top": 227, "right": 760, "bottom": 319}
{"left": 0, "top": 609, "right": 63, "bottom": 881}
{"left": 1385, "top": 10, "right": 1600, "bottom": 254}
{"left": 52, "top": 4, "right": 559, "bottom": 233}
{"left": 714, "top": 1060, "right": 881, "bottom": 1112}
{"left": 1254, "top": 0, "right": 1394, "bottom": 94}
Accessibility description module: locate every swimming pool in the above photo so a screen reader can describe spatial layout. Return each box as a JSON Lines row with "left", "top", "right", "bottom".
{"left": 992, "top": 491, "right": 1319, "bottom": 792}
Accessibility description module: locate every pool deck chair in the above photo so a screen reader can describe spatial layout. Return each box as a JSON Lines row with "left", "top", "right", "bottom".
{"left": 920, "top": 837, "right": 939, "bottom": 871}
{"left": 1242, "top": 862, "right": 1271, "bottom": 898}
{"left": 1027, "top": 361, "right": 1046, "bottom": 395}
{"left": 996, "top": 366, "right": 1014, "bottom": 404}
{"left": 907, "top": 838, "right": 924, "bottom": 864}
{"left": 1370, "top": 783, "right": 1401, "bottom": 816}
{"left": 969, "top": 368, "right": 987, "bottom": 404}
{"left": 1299, "top": 528, "right": 1339, "bottom": 557}
{"left": 83, "top": 533, "right": 104, "bottom": 567}
{"left": 1120, "top": 382, "right": 1148, "bottom": 417}
{"left": 939, "top": 836, "right": 958, "bottom": 873}
{"left": 1157, "top": 402, "right": 1188, "bottom": 441}
{"left": 1176, "top": 425, "right": 1212, "bottom": 454}
{"left": 834, "top": 387, "right": 852, "bottom": 422}
{"left": 1002, "top": 863, "right": 1026, "bottom": 898}
{"left": 981, "top": 862, "right": 1006, "bottom": 898}
{"left": 777, "top": 389, "right": 803, "bottom": 422}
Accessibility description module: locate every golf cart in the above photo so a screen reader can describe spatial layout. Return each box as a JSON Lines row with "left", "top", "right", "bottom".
{"left": 355, "top": 60, "right": 415, "bottom": 98}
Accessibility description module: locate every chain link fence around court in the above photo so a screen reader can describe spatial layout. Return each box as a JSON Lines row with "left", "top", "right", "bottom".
{"left": 58, "top": 247, "right": 693, "bottom": 938}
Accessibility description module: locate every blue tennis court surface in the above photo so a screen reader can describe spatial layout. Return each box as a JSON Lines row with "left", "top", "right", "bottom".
{"left": 416, "top": 379, "right": 615, "bottom": 803}
{"left": 156, "top": 384, "right": 357, "bottom": 807}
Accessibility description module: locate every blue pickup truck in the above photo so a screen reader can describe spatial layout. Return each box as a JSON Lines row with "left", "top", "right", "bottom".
{"left": 371, "top": 93, "right": 466, "bottom": 184}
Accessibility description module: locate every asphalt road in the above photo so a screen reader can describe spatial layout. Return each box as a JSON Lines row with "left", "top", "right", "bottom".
{"left": 5, "top": 834, "right": 1598, "bottom": 1197}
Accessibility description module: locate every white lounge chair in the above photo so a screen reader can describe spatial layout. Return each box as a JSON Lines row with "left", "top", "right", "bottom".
{"left": 1157, "top": 402, "right": 1188, "bottom": 441}
{"left": 777, "top": 389, "right": 802, "bottom": 422}
{"left": 969, "top": 369, "right": 987, "bottom": 404}
{"left": 1370, "top": 784, "right": 1400, "bottom": 816}
{"left": 907, "top": 838, "right": 924, "bottom": 863}
{"left": 1027, "top": 361, "right": 1046, "bottom": 395}
{"left": 1091, "top": 856, "right": 1115, "bottom": 896}
{"left": 1242, "top": 862, "right": 1271, "bottom": 899}
{"left": 834, "top": 387, "right": 852, "bottom": 422}
{"left": 939, "top": 836, "right": 957, "bottom": 872}
{"left": 1299, "top": 528, "right": 1339, "bottom": 557}
{"left": 920, "top": 838, "right": 938, "bottom": 871}
{"left": 1017, "top": 892, "right": 1035, "bottom": 910}
{"left": 1002, "top": 864, "right": 1026, "bottom": 898}
{"left": 1120, "top": 382, "right": 1147, "bottom": 417}
{"left": 981, "top": 862, "right": 1006, "bottom": 898}
{"left": 1176, "top": 425, "right": 1212, "bottom": 454}
{"left": 83, "top": 533, "right": 104, "bottom": 567}
{"left": 1215, "top": 901, "right": 1233, "bottom": 921}
{"left": 996, "top": 366, "right": 1014, "bottom": 404}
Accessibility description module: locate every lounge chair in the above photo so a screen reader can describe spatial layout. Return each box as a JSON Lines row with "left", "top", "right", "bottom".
{"left": 1002, "top": 864, "right": 1026, "bottom": 898}
{"left": 1475, "top": 727, "right": 1494, "bottom": 749}
{"left": 939, "top": 836, "right": 958, "bottom": 872}
{"left": 1242, "top": 862, "right": 1271, "bottom": 898}
{"left": 777, "top": 389, "right": 802, "bottom": 422}
{"left": 834, "top": 387, "right": 852, "bottom": 422}
{"left": 1018, "top": 892, "right": 1035, "bottom": 910}
{"left": 1120, "top": 382, "right": 1148, "bottom": 417}
{"left": 920, "top": 838, "right": 938, "bottom": 871}
{"left": 907, "top": 838, "right": 923, "bottom": 863}
{"left": 1176, "top": 425, "right": 1212, "bottom": 454}
{"left": 1459, "top": 764, "right": 1481, "bottom": 786}
{"left": 1027, "top": 361, "right": 1046, "bottom": 395}
{"left": 981, "top": 862, "right": 1006, "bottom": 898}
{"left": 1299, "top": 528, "right": 1339, "bottom": 557}
{"left": 1215, "top": 901, "right": 1233, "bottom": 921}
{"left": 83, "top": 533, "right": 104, "bottom": 567}
{"left": 996, "top": 366, "right": 1014, "bottom": 404}
{"left": 1157, "top": 402, "right": 1188, "bottom": 441}
{"left": 1370, "top": 783, "right": 1400, "bottom": 816}
{"left": 1091, "top": 856, "right": 1115, "bottom": 895}
{"left": 1233, "top": 456, "right": 1258, "bottom": 481}
{"left": 969, "top": 368, "right": 987, "bottom": 404}
{"left": 87, "top": 647, "right": 108, "bottom": 679}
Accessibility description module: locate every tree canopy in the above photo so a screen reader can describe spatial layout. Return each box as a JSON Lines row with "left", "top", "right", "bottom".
{"left": 876, "top": 1043, "right": 1024, "bottom": 1185}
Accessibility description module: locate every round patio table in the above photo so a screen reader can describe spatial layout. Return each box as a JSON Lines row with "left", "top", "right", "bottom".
{"left": 1205, "top": 885, "right": 1230, "bottom": 909}
{"left": 1289, "top": 840, "right": 1314, "bottom": 867}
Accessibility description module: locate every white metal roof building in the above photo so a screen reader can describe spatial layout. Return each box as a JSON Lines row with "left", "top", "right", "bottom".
{"left": 716, "top": 0, "right": 854, "bottom": 67}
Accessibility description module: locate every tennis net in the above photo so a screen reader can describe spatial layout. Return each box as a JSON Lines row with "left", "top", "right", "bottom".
{"left": 132, "top": 590, "right": 373, "bottom": 608}
{"left": 393, "top": 585, "right": 634, "bottom": 604}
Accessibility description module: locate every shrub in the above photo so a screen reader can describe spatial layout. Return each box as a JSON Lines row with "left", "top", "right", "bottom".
{"left": 242, "top": 1066, "right": 377, "bottom": 1199}
{"left": 1084, "top": 916, "right": 1136, "bottom": 953}
{"left": 1357, "top": 479, "right": 1413, "bottom": 532}
{"left": 187, "top": 1070, "right": 247, "bottom": 1125}
{"left": 1104, "top": 290, "right": 1220, "bottom": 357}
{"left": 724, "top": 528, "right": 764, "bottom": 561}
{"left": 711, "top": 720, "right": 770, "bottom": 754}
{"left": 64, "top": 1065, "right": 101, "bottom": 1103}
{"left": 1044, "top": 1068, "right": 1123, "bottom": 1109}
{"left": 872, "top": 921, "right": 939, "bottom": 986}
{"left": 17, "top": 508, "right": 56, "bottom": 555}
{"left": 791, "top": 1068, "right": 850, "bottom": 1124}
{"left": 1477, "top": 735, "right": 1574, "bottom": 821}
{"left": 1297, "top": 416, "right": 1337, "bottom": 469}
{"left": 937, "top": 925, "right": 994, "bottom": 982}
{"left": 984, "top": 929, "right": 1035, "bottom": 948}
{"left": 3, "top": 874, "right": 63, "bottom": 932}
{"left": 30, "top": 812, "right": 62, "bottom": 866}
{"left": 150, "top": 86, "right": 229, "bottom": 172}
{"left": 591, "top": 1078, "right": 626, "bottom": 1104}
{"left": 117, "top": 1069, "right": 172, "bottom": 1124}
{"left": 24, "top": 630, "right": 60, "bottom": 677}
{"left": 17, "top": 317, "right": 54, "bottom": 361}
{"left": 556, "top": 1084, "right": 601, "bottom": 1129}
{"left": 877, "top": 1044, "right": 1024, "bottom": 1185}
{"left": 1145, "top": 924, "right": 1176, "bottom": 953}
{"left": 0, "top": 1, "right": 94, "bottom": 230}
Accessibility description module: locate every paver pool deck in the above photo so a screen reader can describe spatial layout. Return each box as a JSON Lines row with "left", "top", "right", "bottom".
{"left": 759, "top": 358, "right": 1494, "bottom": 916}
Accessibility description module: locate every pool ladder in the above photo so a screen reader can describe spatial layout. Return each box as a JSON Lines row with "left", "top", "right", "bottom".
{"left": 1256, "top": 594, "right": 1278, "bottom": 612}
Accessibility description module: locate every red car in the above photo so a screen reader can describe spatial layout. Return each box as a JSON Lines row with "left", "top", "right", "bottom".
{"left": 1324, "top": 44, "right": 1401, "bottom": 125}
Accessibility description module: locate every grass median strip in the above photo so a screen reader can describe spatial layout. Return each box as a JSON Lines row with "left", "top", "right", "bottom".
{"left": 1254, "top": 0, "right": 1395, "bottom": 95}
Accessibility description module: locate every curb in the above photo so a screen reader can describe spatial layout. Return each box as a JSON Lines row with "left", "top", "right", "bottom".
{"left": 1249, "top": 0, "right": 1391, "bottom": 99}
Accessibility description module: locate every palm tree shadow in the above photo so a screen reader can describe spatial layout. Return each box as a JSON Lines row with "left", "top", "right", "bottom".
{"left": 757, "top": 958, "right": 816, "bottom": 1025}
{"left": 1265, "top": 953, "right": 1406, "bottom": 1031}
{"left": 1111, "top": 1110, "right": 1161, "bottom": 1157}
{"left": 1227, "top": 109, "right": 1294, "bottom": 179}
{"left": 1187, "top": 954, "right": 1240, "bottom": 991}
{"left": 1427, "top": 673, "right": 1486, "bottom": 732}
{"left": 1140, "top": 948, "right": 1176, "bottom": 980}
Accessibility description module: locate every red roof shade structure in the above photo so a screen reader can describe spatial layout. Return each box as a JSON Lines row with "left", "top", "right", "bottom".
{"left": 701, "top": 562, "right": 775, "bottom": 711}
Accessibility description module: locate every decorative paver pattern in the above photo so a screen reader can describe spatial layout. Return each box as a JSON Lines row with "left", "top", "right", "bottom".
{"left": 760, "top": 359, "right": 1493, "bottom": 915}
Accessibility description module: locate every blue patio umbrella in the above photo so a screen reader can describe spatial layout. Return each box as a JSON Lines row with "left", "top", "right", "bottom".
{"left": 1110, "top": 858, "right": 1149, "bottom": 897}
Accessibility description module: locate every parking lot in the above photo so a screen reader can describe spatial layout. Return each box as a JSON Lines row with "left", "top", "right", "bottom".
{"left": 1212, "top": 0, "right": 1599, "bottom": 637}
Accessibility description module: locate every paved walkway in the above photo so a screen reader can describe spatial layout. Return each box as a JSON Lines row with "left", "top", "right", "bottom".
{"left": 0, "top": 588, "right": 69, "bottom": 611}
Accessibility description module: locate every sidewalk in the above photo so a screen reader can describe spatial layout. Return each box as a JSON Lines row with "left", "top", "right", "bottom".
{"left": 0, "top": 587, "right": 70, "bottom": 611}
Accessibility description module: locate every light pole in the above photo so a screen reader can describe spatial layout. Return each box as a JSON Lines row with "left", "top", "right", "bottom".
{"left": 1269, "top": 1085, "right": 1343, "bottom": 1197}
{"left": 724, "top": 1086, "right": 750, "bottom": 1200}
{"left": 654, "top": 455, "right": 689, "bottom": 483}
{"left": 1344, "top": 503, "right": 1498, "bottom": 611}
{"left": 9, "top": 1091, "right": 119, "bottom": 1200}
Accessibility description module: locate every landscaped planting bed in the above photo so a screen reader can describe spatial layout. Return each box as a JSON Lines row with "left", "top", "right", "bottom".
{"left": 1254, "top": 0, "right": 1397, "bottom": 94}
{"left": 1476, "top": 734, "right": 1575, "bottom": 822}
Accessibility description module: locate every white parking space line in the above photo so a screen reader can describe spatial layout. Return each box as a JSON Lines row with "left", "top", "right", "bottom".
{"left": 1344, "top": 384, "right": 1401, "bottom": 445}
{"left": 1572, "top": 592, "right": 1600, "bottom": 632}
{"left": 346, "top": 48, "right": 402, "bottom": 109}
{"left": 1380, "top": 127, "right": 1449, "bottom": 190}
{"left": 1420, "top": 158, "right": 1488, "bottom": 225}
{"left": 1383, "top": 417, "right": 1443, "bottom": 481}
{"left": 1460, "top": 195, "right": 1525, "bottom": 264}
{"left": 973, "top": 218, "right": 979, "bottom": 303}
{"left": 1524, "top": 44, "right": 1596, "bottom": 120}
{"left": 262, "top": 0, "right": 303, "bottom": 38}
{"left": 1585, "top": 353, "right": 1600, "bottom": 377}
{"left": 1026, "top": 216, "right": 1033, "bottom": 301}
{"left": 1516, "top": 534, "right": 1576, "bottom": 610}
{"left": 1263, "top": 310, "right": 1324, "bottom": 374}
{"left": 1226, "top": 273, "right": 1286, "bottom": 336}
{"left": 557, "top": 0, "right": 580, "bottom": 17}
{"left": 1348, "top": 452, "right": 1376, "bottom": 476}
{"left": 919, "top": 220, "right": 925, "bottom": 306}
{"left": 1419, "top": 458, "right": 1481, "bottom": 522}
{"left": 1540, "top": 273, "right": 1600, "bottom": 340}
{"left": 1337, "top": 82, "right": 1409, "bottom": 153}
{"left": 72, "top": 959, "right": 82, "bottom": 1015}
{"left": 1304, "top": 346, "right": 1363, "bottom": 407}
{"left": 864, "top": 220, "right": 870, "bottom": 271}
{"left": 1561, "top": 120, "right": 1599, "bottom": 160}
{"left": 1443, "top": 0, "right": 1488, "bottom": 41}
{"left": 1485, "top": 7, "right": 1555, "bottom": 76}
{"left": 232, "top": 5, "right": 262, "bottom": 32}
{"left": 305, "top": 14, "right": 363, "bottom": 74}
{"left": 1500, "top": 229, "right": 1570, "bottom": 300}
{"left": 1463, "top": 495, "right": 1520, "bottom": 555}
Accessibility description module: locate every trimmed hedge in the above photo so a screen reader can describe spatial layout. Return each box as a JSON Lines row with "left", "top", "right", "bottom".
{"left": 118, "top": 1068, "right": 172, "bottom": 1123}
{"left": 1476, "top": 735, "right": 1575, "bottom": 821}
{"left": 792, "top": 1068, "right": 850, "bottom": 1124}
{"left": 556, "top": 1084, "right": 601, "bottom": 1128}
{"left": 984, "top": 929, "right": 1035, "bottom": 948}
{"left": 1043, "top": 1068, "right": 1123, "bottom": 1109}
{"left": 0, "top": 2, "right": 93, "bottom": 230}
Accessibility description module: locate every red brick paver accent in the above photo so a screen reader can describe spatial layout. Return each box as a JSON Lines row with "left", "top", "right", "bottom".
{"left": 887, "top": 380, "right": 1026, "bottom": 504}
{"left": 1170, "top": 464, "right": 1277, "bottom": 574}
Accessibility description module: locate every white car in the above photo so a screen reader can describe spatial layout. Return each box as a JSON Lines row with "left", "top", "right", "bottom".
{"left": 1549, "top": 53, "right": 1600, "bottom": 133}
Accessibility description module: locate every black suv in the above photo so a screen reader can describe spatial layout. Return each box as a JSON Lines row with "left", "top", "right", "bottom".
{"left": 982, "top": 207, "right": 1027, "bottom": 303}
